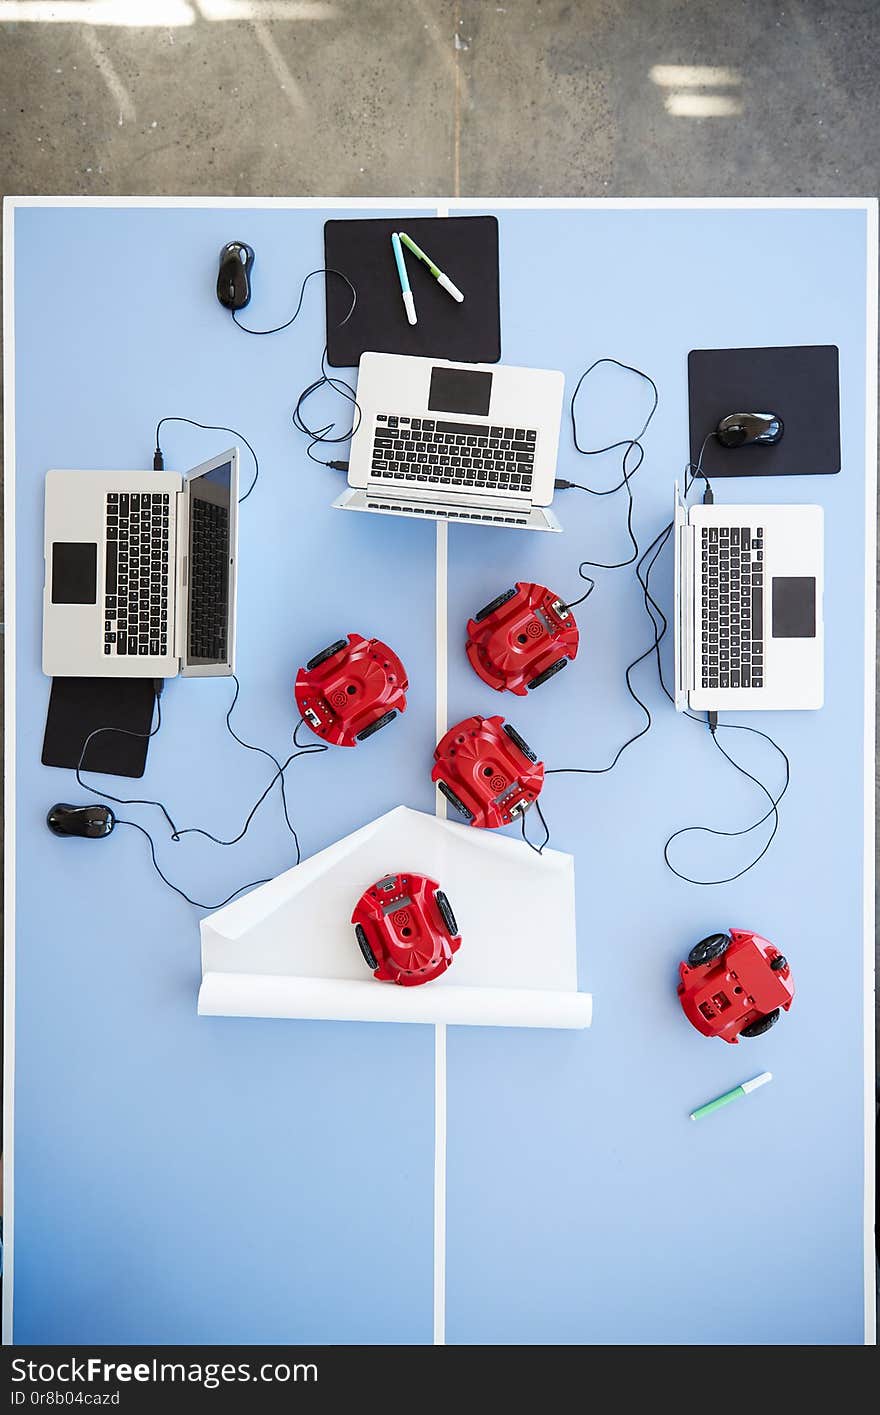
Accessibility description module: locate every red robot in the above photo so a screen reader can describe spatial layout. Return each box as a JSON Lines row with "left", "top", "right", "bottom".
{"left": 678, "top": 929, "right": 795, "bottom": 1044}
{"left": 431, "top": 714, "right": 545, "bottom": 829}
{"left": 295, "top": 633, "right": 408, "bottom": 746}
{"left": 351, "top": 872, "right": 461, "bottom": 986}
{"left": 466, "top": 582, "right": 579, "bottom": 696}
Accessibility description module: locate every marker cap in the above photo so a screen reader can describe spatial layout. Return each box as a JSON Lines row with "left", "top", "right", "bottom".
{"left": 437, "top": 272, "right": 465, "bottom": 302}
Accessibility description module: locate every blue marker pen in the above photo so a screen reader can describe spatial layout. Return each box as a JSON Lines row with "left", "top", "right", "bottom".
{"left": 391, "top": 232, "right": 417, "bottom": 326}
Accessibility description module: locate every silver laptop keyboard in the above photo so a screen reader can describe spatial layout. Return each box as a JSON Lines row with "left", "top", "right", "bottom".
{"left": 104, "top": 492, "right": 171, "bottom": 658}
{"left": 365, "top": 500, "right": 529, "bottom": 525}
{"left": 700, "top": 525, "right": 764, "bottom": 689}
{"left": 371, "top": 416, "right": 537, "bottom": 493}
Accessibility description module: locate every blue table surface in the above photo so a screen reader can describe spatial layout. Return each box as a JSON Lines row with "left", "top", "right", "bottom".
{"left": 7, "top": 200, "right": 873, "bottom": 1345}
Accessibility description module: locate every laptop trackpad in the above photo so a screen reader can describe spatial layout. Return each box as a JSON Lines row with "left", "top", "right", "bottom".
{"left": 772, "top": 576, "right": 816, "bottom": 638}
{"left": 51, "top": 542, "right": 97, "bottom": 604}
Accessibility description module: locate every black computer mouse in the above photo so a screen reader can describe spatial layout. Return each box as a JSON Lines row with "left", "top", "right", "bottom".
{"left": 216, "top": 240, "right": 254, "bottom": 311}
{"left": 47, "top": 802, "right": 116, "bottom": 839}
{"left": 715, "top": 411, "right": 784, "bottom": 448}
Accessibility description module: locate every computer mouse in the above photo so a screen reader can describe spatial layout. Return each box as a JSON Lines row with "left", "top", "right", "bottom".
{"left": 216, "top": 240, "right": 254, "bottom": 311}
{"left": 46, "top": 802, "right": 116, "bottom": 839}
{"left": 715, "top": 411, "right": 784, "bottom": 448}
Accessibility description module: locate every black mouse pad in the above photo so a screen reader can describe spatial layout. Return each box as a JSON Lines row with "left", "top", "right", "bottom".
{"left": 42, "top": 677, "right": 157, "bottom": 779}
{"left": 323, "top": 215, "right": 500, "bottom": 367}
{"left": 688, "top": 345, "right": 840, "bottom": 478}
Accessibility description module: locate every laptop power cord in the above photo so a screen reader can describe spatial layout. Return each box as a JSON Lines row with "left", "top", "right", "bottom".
{"left": 548, "top": 373, "right": 789, "bottom": 884}
{"left": 152, "top": 415, "right": 261, "bottom": 502}
{"left": 217, "top": 258, "right": 362, "bottom": 475}
{"left": 71, "top": 680, "right": 327, "bottom": 911}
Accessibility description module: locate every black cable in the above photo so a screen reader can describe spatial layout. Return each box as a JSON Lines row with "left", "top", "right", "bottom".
{"left": 228, "top": 264, "right": 361, "bottom": 472}
{"left": 113, "top": 817, "right": 276, "bottom": 912}
{"left": 556, "top": 359, "right": 659, "bottom": 609}
{"left": 169, "top": 683, "right": 328, "bottom": 863}
{"left": 550, "top": 389, "right": 790, "bottom": 883}
{"left": 548, "top": 436, "right": 716, "bottom": 778}
{"left": 630, "top": 447, "right": 792, "bottom": 885}
{"left": 568, "top": 356, "right": 659, "bottom": 483}
{"left": 74, "top": 683, "right": 327, "bottom": 908}
{"left": 662, "top": 719, "right": 790, "bottom": 886}
{"left": 292, "top": 342, "right": 361, "bottom": 468}
{"left": 153, "top": 416, "right": 261, "bottom": 502}
{"left": 118, "top": 724, "right": 328, "bottom": 909}
{"left": 520, "top": 795, "right": 551, "bottom": 856}
{"left": 75, "top": 691, "right": 177, "bottom": 836}
{"left": 230, "top": 265, "right": 356, "bottom": 338}
{"left": 548, "top": 356, "right": 663, "bottom": 767}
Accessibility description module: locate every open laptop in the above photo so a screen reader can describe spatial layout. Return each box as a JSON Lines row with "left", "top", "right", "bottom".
{"left": 334, "top": 352, "right": 565, "bottom": 531}
{"left": 673, "top": 482, "right": 824, "bottom": 711}
{"left": 43, "top": 449, "right": 238, "bottom": 678}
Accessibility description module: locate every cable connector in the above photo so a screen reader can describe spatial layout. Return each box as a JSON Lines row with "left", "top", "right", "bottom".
{"left": 153, "top": 446, "right": 165, "bottom": 471}
{"left": 554, "top": 477, "right": 575, "bottom": 490}
{"left": 708, "top": 710, "right": 718, "bottom": 734}
{"left": 324, "top": 459, "right": 349, "bottom": 473}
{"left": 701, "top": 482, "right": 714, "bottom": 504}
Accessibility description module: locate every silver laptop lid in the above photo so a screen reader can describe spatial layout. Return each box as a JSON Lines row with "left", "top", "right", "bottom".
{"left": 179, "top": 448, "right": 238, "bottom": 677}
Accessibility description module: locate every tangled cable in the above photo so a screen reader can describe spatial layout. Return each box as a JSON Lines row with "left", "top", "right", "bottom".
{"left": 74, "top": 681, "right": 327, "bottom": 910}
{"left": 545, "top": 363, "right": 790, "bottom": 882}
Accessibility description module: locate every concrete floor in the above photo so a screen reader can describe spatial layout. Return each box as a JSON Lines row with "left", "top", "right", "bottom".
{"left": 0, "top": 0, "right": 877, "bottom": 198}
{"left": 0, "top": 3, "right": 877, "bottom": 1084}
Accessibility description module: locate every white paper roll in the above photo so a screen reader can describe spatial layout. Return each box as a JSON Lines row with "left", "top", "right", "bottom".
{"left": 198, "top": 972, "right": 592, "bottom": 1030}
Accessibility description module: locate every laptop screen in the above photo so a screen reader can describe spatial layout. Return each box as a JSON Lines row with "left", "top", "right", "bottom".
{"left": 186, "top": 459, "right": 233, "bottom": 666}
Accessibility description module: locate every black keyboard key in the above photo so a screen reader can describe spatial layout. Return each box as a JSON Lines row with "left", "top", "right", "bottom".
{"left": 105, "top": 539, "right": 117, "bottom": 594}
{"left": 436, "top": 420, "right": 490, "bottom": 437}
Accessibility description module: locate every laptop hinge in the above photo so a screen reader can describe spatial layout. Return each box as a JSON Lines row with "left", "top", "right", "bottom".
{"left": 174, "top": 488, "right": 187, "bottom": 664}
{"left": 365, "top": 482, "right": 530, "bottom": 513}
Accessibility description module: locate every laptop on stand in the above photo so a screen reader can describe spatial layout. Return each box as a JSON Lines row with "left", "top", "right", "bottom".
{"left": 334, "top": 352, "right": 565, "bottom": 532}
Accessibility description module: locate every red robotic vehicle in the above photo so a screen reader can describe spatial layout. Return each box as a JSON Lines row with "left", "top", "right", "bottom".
{"left": 294, "top": 633, "right": 408, "bottom": 746}
{"left": 351, "top": 872, "right": 461, "bottom": 986}
{"left": 431, "top": 713, "right": 545, "bottom": 829}
{"left": 678, "top": 928, "right": 795, "bottom": 1044}
{"left": 466, "top": 582, "right": 579, "bottom": 696}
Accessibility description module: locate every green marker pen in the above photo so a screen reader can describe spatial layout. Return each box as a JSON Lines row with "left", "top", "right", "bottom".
{"left": 690, "top": 1070, "right": 772, "bottom": 1121}
{"left": 398, "top": 231, "right": 465, "bottom": 302}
